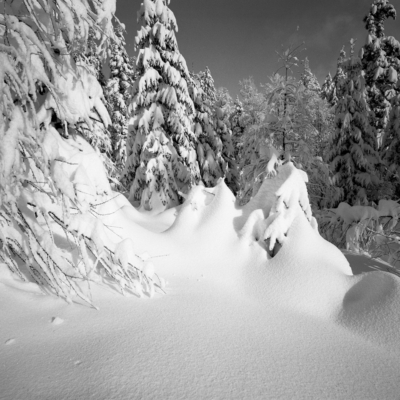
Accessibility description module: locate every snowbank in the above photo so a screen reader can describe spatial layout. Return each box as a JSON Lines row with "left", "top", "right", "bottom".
{"left": 1, "top": 157, "right": 400, "bottom": 399}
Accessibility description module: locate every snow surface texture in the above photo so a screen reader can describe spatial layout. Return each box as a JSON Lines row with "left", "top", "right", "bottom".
{"left": 1, "top": 163, "right": 400, "bottom": 399}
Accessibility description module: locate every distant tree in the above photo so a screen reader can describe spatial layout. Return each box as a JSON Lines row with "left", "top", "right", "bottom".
{"left": 189, "top": 69, "right": 238, "bottom": 193}
{"left": 126, "top": 0, "right": 201, "bottom": 210}
{"left": 237, "top": 77, "right": 271, "bottom": 202}
{"left": 189, "top": 72, "right": 224, "bottom": 187}
{"left": 328, "top": 45, "right": 381, "bottom": 205}
{"left": 229, "top": 97, "right": 246, "bottom": 160}
{"left": 199, "top": 66, "right": 217, "bottom": 102}
{"left": 105, "top": 25, "right": 135, "bottom": 185}
{"left": 362, "top": 0, "right": 397, "bottom": 138}
{"left": 321, "top": 73, "right": 337, "bottom": 106}
{"left": 301, "top": 57, "right": 321, "bottom": 93}
{"left": 76, "top": 28, "right": 113, "bottom": 179}
{"left": 214, "top": 87, "right": 239, "bottom": 194}
{"left": 322, "top": 47, "right": 348, "bottom": 108}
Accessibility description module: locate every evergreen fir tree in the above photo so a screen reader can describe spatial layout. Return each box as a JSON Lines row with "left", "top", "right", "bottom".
{"left": 330, "top": 47, "right": 348, "bottom": 106}
{"left": 189, "top": 73, "right": 224, "bottom": 187}
{"left": 301, "top": 57, "right": 321, "bottom": 93}
{"left": 214, "top": 87, "right": 239, "bottom": 194}
{"left": 229, "top": 97, "right": 246, "bottom": 160}
{"left": 321, "top": 73, "right": 336, "bottom": 106}
{"left": 199, "top": 66, "right": 217, "bottom": 103}
{"left": 75, "top": 27, "right": 113, "bottom": 180}
{"left": 105, "top": 24, "right": 135, "bottom": 184}
{"left": 85, "top": 27, "right": 107, "bottom": 84}
{"left": 126, "top": 0, "right": 201, "bottom": 210}
{"left": 362, "top": 0, "right": 397, "bottom": 135}
{"left": 328, "top": 48, "right": 381, "bottom": 205}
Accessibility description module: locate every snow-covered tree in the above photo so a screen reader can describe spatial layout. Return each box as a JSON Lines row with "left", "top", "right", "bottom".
{"left": 328, "top": 50, "right": 381, "bottom": 206}
{"left": 229, "top": 97, "right": 246, "bottom": 160}
{"left": 322, "top": 47, "right": 348, "bottom": 108}
{"left": 74, "top": 27, "right": 115, "bottom": 180}
{"left": 214, "top": 87, "right": 239, "bottom": 194}
{"left": 362, "top": 0, "right": 397, "bottom": 136}
{"left": 237, "top": 77, "right": 271, "bottom": 202}
{"left": 321, "top": 73, "right": 337, "bottom": 106}
{"left": 199, "top": 66, "right": 217, "bottom": 103}
{"left": 105, "top": 25, "right": 135, "bottom": 185}
{"left": 190, "top": 73, "right": 224, "bottom": 187}
{"left": 189, "top": 69, "right": 238, "bottom": 193}
{"left": 125, "top": 0, "right": 201, "bottom": 211}
{"left": 301, "top": 57, "right": 321, "bottom": 93}
{"left": 0, "top": 0, "right": 159, "bottom": 305}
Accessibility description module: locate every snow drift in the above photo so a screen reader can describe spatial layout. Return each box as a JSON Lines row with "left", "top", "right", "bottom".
{"left": 1, "top": 141, "right": 400, "bottom": 399}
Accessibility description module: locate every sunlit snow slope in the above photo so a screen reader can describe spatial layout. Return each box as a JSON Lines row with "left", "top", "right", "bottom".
{"left": 1, "top": 156, "right": 400, "bottom": 399}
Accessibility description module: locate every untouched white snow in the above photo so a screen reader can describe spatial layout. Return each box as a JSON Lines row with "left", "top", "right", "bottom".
{"left": 1, "top": 157, "right": 400, "bottom": 399}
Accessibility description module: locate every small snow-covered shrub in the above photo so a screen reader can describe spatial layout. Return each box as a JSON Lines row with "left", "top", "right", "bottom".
{"left": 317, "top": 200, "right": 400, "bottom": 276}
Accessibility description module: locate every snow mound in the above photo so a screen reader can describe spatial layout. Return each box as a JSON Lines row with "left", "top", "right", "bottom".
{"left": 339, "top": 271, "right": 400, "bottom": 347}
{"left": 2, "top": 161, "right": 400, "bottom": 398}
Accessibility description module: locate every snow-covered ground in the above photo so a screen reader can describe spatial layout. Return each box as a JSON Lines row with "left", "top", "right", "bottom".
{"left": 1, "top": 161, "right": 400, "bottom": 399}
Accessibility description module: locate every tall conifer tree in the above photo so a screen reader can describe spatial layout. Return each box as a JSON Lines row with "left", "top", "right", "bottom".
{"left": 328, "top": 45, "right": 381, "bottom": 205}
{"left": 362, "top": 0, "right": 397, "bottom": 135}
{"left": 105, "top": 25, "right": 135, "bottom": 181}
{"left": 126, "top": 0, "right": 200, "bottom": 210}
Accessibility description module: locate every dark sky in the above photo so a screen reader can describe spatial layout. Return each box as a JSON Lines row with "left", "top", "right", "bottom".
{"left": 115, "top": 0, "right": 400, "bottom": 98}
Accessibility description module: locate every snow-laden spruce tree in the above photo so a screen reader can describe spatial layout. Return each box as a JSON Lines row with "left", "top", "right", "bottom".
{"left": 189, "top": 69, "right": 238, "bottom": 193}
{"left": 74, "top": 27, "right": 115, "bottom": 180}
{"left": 362, "top": 0, "right": 397, "bottom": 136}
{"left": 199, "top": 66, "right": 217, "bottom": 102}
{"left": 322, "top": 47, "right": 348, "bottom": 108}
{"left": 360, "top": 0, "right": 400, "bottom": 198}
{"left": 328, "top": 46, "right": 381, "bottom": 206}
{"left": 196, "top": 67, "right": 238, "bottom": 193}
{"left": 214, "top": 87, "right": 239, "bottom": 194}
{"left": 321, "top": 73, "right": 337, "bottom": 107}
{"left": 0, "top": 0, "right": 160, "bottom": 305}
{"left": 125, "top": 0, "right": 200, "bottom": 211}
{"left": 229, "top": 97, "right": 246, "bottom": 160}
{"left": 301, "top": 57, "right": 321, "bottom": 93}
{"left": 190, "top": 72, "right": 224, "bottom": 187}
{"left": 105, "top": 25, "right": 135, "bottom": 185}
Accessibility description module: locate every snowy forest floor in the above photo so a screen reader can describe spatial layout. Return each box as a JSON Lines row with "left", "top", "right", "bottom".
{"left": 1, "top": 164, "right": 400, "bottom": 399}
{"left": 1, "top": 252, "right": 400, "bottom": 400}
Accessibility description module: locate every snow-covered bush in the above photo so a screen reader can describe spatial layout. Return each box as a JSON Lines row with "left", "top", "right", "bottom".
{"left": 0, "top": 0, "right": 161, "bottom": 305}
{"left": 125, "top": 0, "right": 201, "bottom": 211}
{"left": 317, "top": 200, "right": 400, "bottom": 276}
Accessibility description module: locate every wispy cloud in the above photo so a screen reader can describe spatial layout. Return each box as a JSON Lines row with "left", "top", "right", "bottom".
{"left": 308, "top": 14, "right": 354, "bottom": 49}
